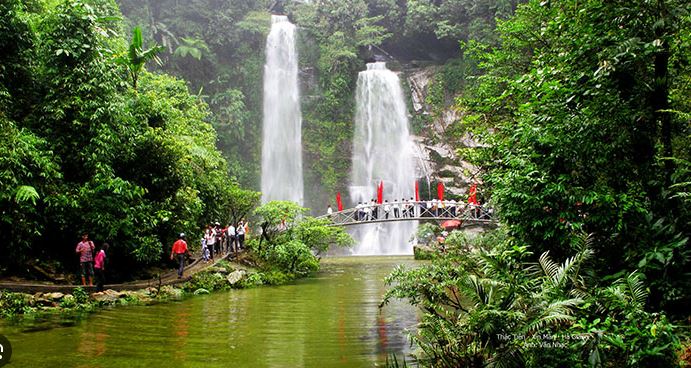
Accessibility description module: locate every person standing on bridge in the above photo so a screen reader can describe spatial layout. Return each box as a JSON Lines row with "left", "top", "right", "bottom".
{"left": 170, "top": 233, "right": 189, "bottom": 279}
{"left": 393, "top": 199, "right": 400, "bottom": 218}
{"left": 355, "top": 202, "right": 363, "bottom": 221}
{"left": 327, "top": 205, "right": 333, "bottom": 216}
{"left": 383, "top": 200, "right": 391, "bottom": 219}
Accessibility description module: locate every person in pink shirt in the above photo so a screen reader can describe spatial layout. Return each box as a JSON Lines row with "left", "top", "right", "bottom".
{"left": 75, "top": 232, "right": 95, "bottom": 286}
{"left": 94, "top": 243, "right": 109, "bottom": 291}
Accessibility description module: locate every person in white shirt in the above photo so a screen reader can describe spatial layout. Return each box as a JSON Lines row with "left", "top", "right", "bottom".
{"left": 449, "top": 199, "right": 457, "bottom": 217}
{"left": 327, "top": 205, "right": 333, "bottom": 215}
{"left": 365, "top": 201, "right": 373, "bottom": 220}
{"left": 392, "top": 199, "right": 400, "bottom": 218}
{"left": 236, "top": 220, "right": 246, "bottom": 249}
{"left": 356, "top": 202, "right": 364, "bottom": 221}
{"left": 383, "top": 200, "right": 391, "bottom": 219}
{"left": 226, "top": 223, "right": 236, "bottom": 253}
{"left": 205, "top": 225, "right": 216, "bottom": 259}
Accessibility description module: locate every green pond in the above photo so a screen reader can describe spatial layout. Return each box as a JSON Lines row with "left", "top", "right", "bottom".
{"left": 0, "top": 256, "right": 419, "bottom": 368}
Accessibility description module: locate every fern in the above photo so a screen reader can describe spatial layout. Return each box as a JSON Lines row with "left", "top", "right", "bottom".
{"left": 14, "top": 185, "right": 39, "bottom": 205}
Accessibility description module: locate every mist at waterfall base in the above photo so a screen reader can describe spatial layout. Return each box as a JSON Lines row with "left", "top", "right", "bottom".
{"left": 349, "top": 62, "right": 418, "bottom": 256}
{"left": 261, "top": 15, "right": 303, "bottom": 205}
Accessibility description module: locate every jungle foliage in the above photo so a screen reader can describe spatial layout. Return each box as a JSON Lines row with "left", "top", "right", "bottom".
{"left": 386, "top": 0, "right": 690, "bottom": 366}
{"left": 458, "top": 0, "right": 691, "bottom": 314}
{"left": 0, "top": 0, "right": 257, "bottom": 278}
{"left": 249, "top": 201, "right": 353, "bottom": 276}
{"left": 385, "top": 231, "right": 681, "bottom": 367}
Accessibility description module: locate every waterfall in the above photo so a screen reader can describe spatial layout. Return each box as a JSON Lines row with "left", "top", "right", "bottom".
{"left": 261, "top": 15, "right": 303, "bottom": 205}
{"left": 350, "top": 62, "right": 418, "bottom": 255}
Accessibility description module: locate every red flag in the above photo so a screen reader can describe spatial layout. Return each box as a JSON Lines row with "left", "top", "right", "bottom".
{"left": 437, "top": 182, "right": 445, "bottom": 201}
{"left": 336, "top": 192, "right": 343, "bottom": 211}
{"left": 377, "top": 181, "right": 383, "bottom": 204}
{"left": 415, "top": 181, "right": 419, "bottom": 201}
{"left": 468, "top": 184, "right": 478, "bottom": 205}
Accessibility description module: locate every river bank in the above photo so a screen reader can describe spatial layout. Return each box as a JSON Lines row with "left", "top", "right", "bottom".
{"left": 0, "top": 255, "right": 280, "bottom": 322}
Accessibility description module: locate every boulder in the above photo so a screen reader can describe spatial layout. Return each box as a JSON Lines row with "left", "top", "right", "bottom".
{"left": 90, "top": 289, "right": 122, "bottom": 304}
{"left": 62, "top": 294, "right": 75, "bottom": 304}
{"left": 144, "top": 287, "right": 158, "bottom": 296}
{"left": 226, "top": 270, "right": 246, "bottom": 285}
{"left": 159, "top": 285, "right": 183, "bottom": 299}
{"left": 44, "top": 292, "right": 65, "bottom": 301}
{"left": 34, "top": 297, "right": 57, "bottom": 307}
{"left": 208, "top": 266, "right": 229, "bottom": 275}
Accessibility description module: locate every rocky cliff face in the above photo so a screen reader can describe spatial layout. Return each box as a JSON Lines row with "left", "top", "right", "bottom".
{"left": 405, "top": 66, "right": 480, "bottom": 199}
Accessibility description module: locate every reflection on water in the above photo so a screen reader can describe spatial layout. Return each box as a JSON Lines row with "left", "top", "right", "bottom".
{"left": 0, "top": 256, "right": 418, "bottom": 367}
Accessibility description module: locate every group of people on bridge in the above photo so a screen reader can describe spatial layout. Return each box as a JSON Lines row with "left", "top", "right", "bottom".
{"left": 327, "top": 198, "right": 491, "bottom": 222}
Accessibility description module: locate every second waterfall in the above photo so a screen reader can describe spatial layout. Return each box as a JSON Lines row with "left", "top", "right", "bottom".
{"left": 261, "top": 15, "right": 303, "bottom": 204}
{"left": 350, "top": 62, "right": 418, "bottom": 255}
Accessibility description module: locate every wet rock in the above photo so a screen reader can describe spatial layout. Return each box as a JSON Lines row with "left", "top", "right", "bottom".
{"left": 208, "top": 266, "right": 229, "bottom": 275}
{"left": 34, "top": 297, "right": 57, "bottom": 307}
{"left": 193, "top": 288, "right": 210, "bottom": 295}
{"left": 44, "top": 292, "right": 65, "bottom": 301}
{"left": 159, "top": 285, "right": 183, "bottom": 299}
{"left": 61, "top": 294, "right": 75, "bottom": 305}
{"left": 226, "top": 270, "right": 246, "bottom": 285}
{"left": 90, "top": 289, "right": 122, "bottom": 304}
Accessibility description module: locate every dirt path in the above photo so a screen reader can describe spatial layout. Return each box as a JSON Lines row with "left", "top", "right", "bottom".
{"left": 0, "top": 251, "right": 245, "bottom": 294}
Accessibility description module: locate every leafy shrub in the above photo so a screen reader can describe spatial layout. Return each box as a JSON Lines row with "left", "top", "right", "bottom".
{"left": 72, "top": 287, "right": 89, "bottom": 305}
{"left": 0, "top": 292, "right": 30, "bottom": 317}
{"left": 235, "top": 272, "right": 263, "bottom": 289}
{"left": 384, "top": 231, "right": 682, "bottom": 367}
{"left": 183, "top": 271, "right": 227, "bottom": 292}
{"left": 260, "top": 269, "right": 294, "bottom": 286}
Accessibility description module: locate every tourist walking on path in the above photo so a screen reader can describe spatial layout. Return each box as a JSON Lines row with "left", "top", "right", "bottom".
{"left": 75, "top": 232, "right": 95, "bottom": 286}
{"left": 214, "top": 222, "right": 223, "bottom": 255}
{"left": 170, "top": 233, "right": 189, "bottom": 278}
{"left": 93, "top": 243, "right": 108, "bottom": 292}
{"left": 201, "top": 237, "right": 209, "bottom": 262}
{"left": 205, "top": 225, "right": 216, "bottom": 259}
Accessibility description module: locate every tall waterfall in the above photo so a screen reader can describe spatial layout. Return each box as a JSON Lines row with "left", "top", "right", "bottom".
{"left": 261, "top": 15, "right": 303, "bottom": 204}
{"left": 350, "top": 62, "right": 417, "bottom": 255}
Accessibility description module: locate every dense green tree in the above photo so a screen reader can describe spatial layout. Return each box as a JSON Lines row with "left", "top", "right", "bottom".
{"left": 251, "top": 201, "right": 352, "bottom": 275}
{"left": 0, "top": 0, "right": 258, "bottom": 279}
{"left": 459, "top": 0, "right": 690, "bottom": 312}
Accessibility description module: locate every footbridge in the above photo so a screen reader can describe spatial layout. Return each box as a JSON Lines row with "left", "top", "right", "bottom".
{"left": 317, "top": 201, "right": 496, "bottom": 228}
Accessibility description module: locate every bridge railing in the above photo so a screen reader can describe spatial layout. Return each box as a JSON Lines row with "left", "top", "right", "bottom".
{"left": 319, "top": 201, "right": 494, "bottom": 227}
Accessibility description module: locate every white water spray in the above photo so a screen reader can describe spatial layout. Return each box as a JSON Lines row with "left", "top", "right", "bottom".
{"left": 261, "top": 15, "right": 303, "bottom": 204}
{"left": 350, "top": 62, "right": 418, "bottom": 255}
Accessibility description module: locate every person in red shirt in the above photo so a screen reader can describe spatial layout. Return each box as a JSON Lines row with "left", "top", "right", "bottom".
{"left": 170, "top": 233, "right": 189, "bottom": 278}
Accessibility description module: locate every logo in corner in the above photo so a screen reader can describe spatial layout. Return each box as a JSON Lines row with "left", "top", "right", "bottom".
{"left": 0, "top": 334, "right": 12, "bottom": 367}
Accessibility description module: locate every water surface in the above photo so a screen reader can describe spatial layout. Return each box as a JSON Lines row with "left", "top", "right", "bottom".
{"left": 0, "top": 256, "right": 418, "bottom": 367}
